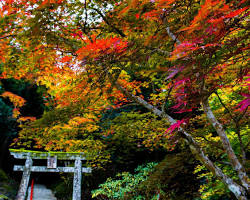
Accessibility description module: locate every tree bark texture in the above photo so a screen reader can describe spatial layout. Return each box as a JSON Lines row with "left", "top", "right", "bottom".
{"left": 202, "top": 99, "right": 249, "bottom": 192}
{"left": 114, "top": 82, "right": 248, "bottom": 200}
{"left": 16, "top": 154, "right": 33, "bottom": 200}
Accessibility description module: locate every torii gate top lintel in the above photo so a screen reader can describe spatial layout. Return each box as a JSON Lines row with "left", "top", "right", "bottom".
{"left": 10, "top": 149, "right": 91, "bottom": 200}
{"left": 9, "top": 148, "right": 87, "bottom": 160}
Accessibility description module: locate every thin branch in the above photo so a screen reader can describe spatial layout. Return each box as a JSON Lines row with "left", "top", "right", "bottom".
{"left": 166, "top": 27, "right": 181, "bottom": 45}
{"left": 84, "top": 0, "right": 88, "bottom": 32}
{"left": 112, "top": 79, "right": 247, "bottom": 199}
{"left": 93, "top": 8, "right": 126, "bottom": 38}
{"left": 202, "top": 98, "right": 249, "bottom": 191}
{"left": 235, "top": 126, "right": 247, "bottom": 165}
{"left": 117, "top": 103, "right": 140, "bottom": 109}
{"left": 244, "top": 141, "right": 250, "bottom": 149}
{"left": 198, "top": 135, "right": 224, "bottom": 151}
{"left": 147, "top": 21, "right": 248, "bottom": 199}
{"left": 215, "top": 91, "right": 235, "bottom": 122}
{"left": 149, "top": 47, "right": 170, "bottom": 56}
{"left": 161, "top": 86, "right": 173, "bottom": 112}
{"left": 214, "top": 92, "right": 247, "bottom": 165}
{"left": 217, "top": 161, "right": 231, "bottom": 166}
{"left": 0, "top": 34, "right": 16, "bottom": 40}
{"left": 236, "top": 106, "right": 248, "bottom": 122}
{"left": 78, "top": 21, "right": 94, "bottom": 43}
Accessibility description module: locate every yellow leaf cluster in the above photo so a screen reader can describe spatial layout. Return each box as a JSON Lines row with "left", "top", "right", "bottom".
{"left": 1, "top": 91, "right": 26, "bottom": 107}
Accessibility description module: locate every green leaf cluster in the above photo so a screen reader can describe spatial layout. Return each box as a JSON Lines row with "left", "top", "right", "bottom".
{"left": 91, "top": 162, "right": 158, "bottom": 200}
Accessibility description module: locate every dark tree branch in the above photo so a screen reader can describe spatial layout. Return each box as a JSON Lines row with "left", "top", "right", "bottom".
{"left": 161, "top": 85, "right": 173, "bottom": 112}
{"left": 202, "top": 98, "right": 249, "bottom": 191}
{"left": 112, "top": 78, "right": 248, "bottom": 199}
{"left": 93, "top": 8, "right": 126, "bottom": 38}
{"left": 215, "top": 91, "right": 235, "bottom": 122}
{"left": 215, "top": 91, "right": 247, "bottom": 165}
{"left": 0, "top": 35, "right": 16, "bottom": 40}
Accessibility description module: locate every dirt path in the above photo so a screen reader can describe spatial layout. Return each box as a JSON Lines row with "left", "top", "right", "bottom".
{"left": 27, "top": 184, "right": 57, "bottom": 200}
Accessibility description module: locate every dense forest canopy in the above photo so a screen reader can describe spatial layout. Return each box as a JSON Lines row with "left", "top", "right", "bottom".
{"left": 0, "top": 0, "right": 249, "bottom": 199}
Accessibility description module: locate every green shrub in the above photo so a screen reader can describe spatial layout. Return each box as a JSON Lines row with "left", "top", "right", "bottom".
{"left": 0, "top": 194, "right": 8, "bottom": 200}
{"left": 0, "top": 169, "right": 17, "bottom": 200}
{"left": 0, "top": 169, "right": 8, "bottom": 182}
{"left": 91, "top": 162, "right": 157, "bottom": 200}
{"left": 52, "top": 174, "right": 73, "bottom": 200}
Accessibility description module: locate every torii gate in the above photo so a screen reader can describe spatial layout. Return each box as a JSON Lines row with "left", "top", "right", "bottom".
{"left": 9, "top": 149, "right": 92, "bottom": 200}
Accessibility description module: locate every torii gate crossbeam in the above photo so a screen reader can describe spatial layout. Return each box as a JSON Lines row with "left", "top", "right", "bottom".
{"left": 9, "top": 149, "right": 92, "bottom": 200}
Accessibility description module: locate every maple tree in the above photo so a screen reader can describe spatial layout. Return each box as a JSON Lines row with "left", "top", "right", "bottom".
{"left": 0, "top": 0, "right": 249, "bottom": 199}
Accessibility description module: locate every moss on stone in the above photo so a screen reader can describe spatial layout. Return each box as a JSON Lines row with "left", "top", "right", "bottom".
{"left": 9, "top": 148, "right": 89, "bottom": 160}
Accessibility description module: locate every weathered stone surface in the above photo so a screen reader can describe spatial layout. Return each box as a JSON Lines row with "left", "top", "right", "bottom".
{"left": 16, "top": 155, "right": 32, "bottom": 200}
{"left": 10, "top": 149, "right": 86, "bottom": 160}
{"left": 47, "top": 156, "right": 57, "bottom": 168}
{"left": 14, "top": 165, "right": 91, "bottom": 173}
{"left": 72, "top": 157, "right": 82, "bottom": 200}
{"left": 11, "top": 150, "right": 92, "bottom": 200}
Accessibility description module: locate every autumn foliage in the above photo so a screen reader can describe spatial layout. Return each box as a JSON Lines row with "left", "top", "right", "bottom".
{"left": 0, "top": 0, "right": 249, "bottom": 199}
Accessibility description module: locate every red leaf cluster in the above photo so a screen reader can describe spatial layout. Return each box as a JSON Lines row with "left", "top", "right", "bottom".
{"left": 76, "top": 36, "right": 128, "bottom": 61}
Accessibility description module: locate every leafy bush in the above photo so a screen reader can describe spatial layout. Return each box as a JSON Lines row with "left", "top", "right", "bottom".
{"left": 131, "top": 152, "right": 200, "bottom": 200}
{"left": 194, "top": 164, "right": 237, "bottom": 200}
{"left": 0, "top": 194, "right": 8, "bottom": 199}
{"left": 0, "top": 169, "right": 8, "bottom": 181}
{"left": 0, "top": 169, "right": 18, "bottom": 200}
{"left": 52, "top": 174, "right": 73, "bottom": 200}
{"left": 91, "top": 162, "right": 157, "bottom": 200}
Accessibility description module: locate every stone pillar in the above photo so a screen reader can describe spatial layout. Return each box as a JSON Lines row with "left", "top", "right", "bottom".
{"left": 72, "top": 157, "right": 82, "bottom": 200}
{"left": 16, "top": 154, "right": 32, "bottom": 200}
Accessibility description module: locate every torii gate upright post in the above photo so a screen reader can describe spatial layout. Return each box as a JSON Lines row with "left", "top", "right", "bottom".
{"left": 10, "top": 149, "right": 91, "bottom": 200}
{"left": 73, "top": 157, "right": 82, "bottom": 200}
{"left": 16, "top": 153, "right": 32, "bottom": 200}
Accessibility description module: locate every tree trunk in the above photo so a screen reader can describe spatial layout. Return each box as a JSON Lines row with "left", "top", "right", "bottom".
{"left": 202, "top": 99, "right": 249, "bottom": 192}
{"left": 114, "top": 82, "right": 248, "bottom": 199}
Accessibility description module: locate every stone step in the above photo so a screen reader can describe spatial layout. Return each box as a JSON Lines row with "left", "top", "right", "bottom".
{"left": 27, "top": 184, "right": 56, "bottom": 200}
